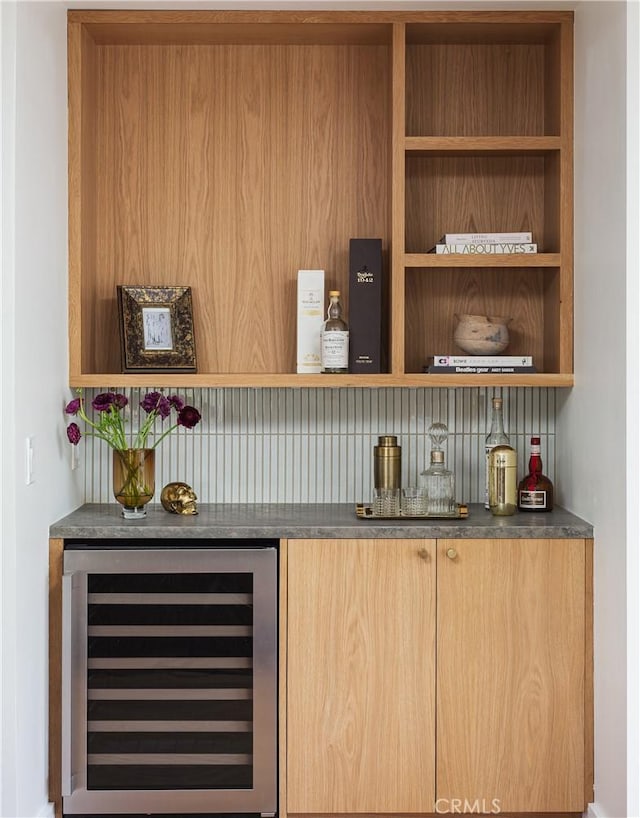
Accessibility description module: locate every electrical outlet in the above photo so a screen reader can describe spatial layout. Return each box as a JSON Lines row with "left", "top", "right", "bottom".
{"left": 25, "top": 436, "right": 35, "bottom": 485}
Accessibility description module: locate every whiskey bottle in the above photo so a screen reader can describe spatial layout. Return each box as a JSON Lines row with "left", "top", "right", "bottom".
{"left": 484, "top": 397, "right": 509, "bottom": 509}
{"left": 518, "top": 436, "right": 554, "bottom": 511}
{"left": 321, "top": 290, "right": 349, "bottom": 373}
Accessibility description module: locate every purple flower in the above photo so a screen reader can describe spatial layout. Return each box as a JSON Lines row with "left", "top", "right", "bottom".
{"left": 177, "top": 405, "right": 201, "bottom": 429}
{"left": 67, "top": 423, "right": 82, "bottom": 445}
{"left": 92, "top": 392, "right": 116, "bottom": 412}
{"left": 140, "top": 391, "right": 163, "bottom": 414}
{"left": 61, "top": 390, "right": 200, "bottom": 452}
{"left": 141, "top": 392, "right": 172, "bottom": 419}
{"left": 168, "top": 395, "right": 185, "bottom": 411}
{"left": 65, "top": 398, "right": 81, "bottom": 416}
{"left": 156, "top": 396, "right": 171, "bottom": 419}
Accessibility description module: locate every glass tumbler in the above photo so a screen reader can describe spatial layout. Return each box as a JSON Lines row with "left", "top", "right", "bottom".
{"left": 401, "top": 487, "right": 427, "bottom": 516}
{"left": 372, "top": 487, "right": 400, "bottom": 517}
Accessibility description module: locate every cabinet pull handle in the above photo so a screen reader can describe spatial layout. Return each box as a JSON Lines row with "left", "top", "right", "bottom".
{"left": 61, "top": 574, "right": 74, "bottom": 796}
{"left": 446, "top": 547, "right": 458, "bottom": 560}
{"left": 418, "top": 547, "right": 430, "bottom": 561}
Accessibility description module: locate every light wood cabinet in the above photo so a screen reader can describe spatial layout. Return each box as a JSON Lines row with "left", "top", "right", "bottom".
{"left": 285, "top": 537, "right": 592, "bottom": 816}
{"left": 286, "top": 538, "right": 436, "bottom": 813}
{"left": 437, "top": 538, "right": 587, "bottom": 813}
{"left": 68, "top": 10, "right": 573, "bottom": 388}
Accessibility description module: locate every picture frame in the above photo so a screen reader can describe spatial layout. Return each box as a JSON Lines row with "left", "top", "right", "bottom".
{"left": 117, "top": 285, "right": 197, "bottom": 373}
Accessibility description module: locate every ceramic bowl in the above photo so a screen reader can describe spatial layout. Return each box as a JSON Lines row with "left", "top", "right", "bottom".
{"left": 454, "top": 314, "right": 511, "bottom": 355}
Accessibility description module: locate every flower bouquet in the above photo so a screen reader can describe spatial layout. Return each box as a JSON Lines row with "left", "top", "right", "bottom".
{"left": 65, "top": 391, "right": 201, "bottom": 518}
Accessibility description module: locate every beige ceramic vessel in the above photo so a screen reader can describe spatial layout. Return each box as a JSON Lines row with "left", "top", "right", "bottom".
{"left": 454, "top": 314, "right": 511, "bottom": 355}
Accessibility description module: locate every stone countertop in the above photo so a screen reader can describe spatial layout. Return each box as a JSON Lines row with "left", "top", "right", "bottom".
{"left": 50, "top": 503, "right": 593, "bottom": 540}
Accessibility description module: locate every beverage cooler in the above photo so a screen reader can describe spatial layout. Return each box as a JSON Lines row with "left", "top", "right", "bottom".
{"left": 61, "top": 542, "right": 278, "bottom": 816}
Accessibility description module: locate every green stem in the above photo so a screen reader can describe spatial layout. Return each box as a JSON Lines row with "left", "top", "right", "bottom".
{"left": 114, "top": 450, "right": 153, "bottom": 508}
{"left": 151, "top": 422, "right": 179, "bottom": 449}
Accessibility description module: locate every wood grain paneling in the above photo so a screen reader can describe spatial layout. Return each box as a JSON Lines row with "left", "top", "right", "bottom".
{"left": 405, "top": 154, "right": 548, "bottom": 254}
{"left": 391, "top": 23, "right": 406, "bottom": 374}
{"left": 286, "top": 538, "right": 436, "bottom": 813}
{"left": 584, "top": 539, "right": 594, "bottom": 805}
{"left": 279, "top": 539, "right": 288, "bottom": 818}
{"left": 559, "top": 19, "right": 574, "bottom": 374}
{"left": 84, "top": 21, "right": 393, "bottom": 46}
{"left": 68, "top": 370, "right": 574, "bottom": 388}
{"left": 88, "top": 42, "right": 390, "bottom": 375}
{"left": 48, "top": 538, "right": 64, "bottom": 818}
{"left": 406, "top": 44, "right": 546, "bottom": 137}
{"left": 68, "top": 23, "right": 98, "bottom": 376}
{"left": 437, "top": 538, "right": 586, "bottom": 813}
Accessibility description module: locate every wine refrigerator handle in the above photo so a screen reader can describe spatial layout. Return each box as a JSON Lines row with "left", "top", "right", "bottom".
{"left": 61, "top": 573, "right": 73, "bottom": 797}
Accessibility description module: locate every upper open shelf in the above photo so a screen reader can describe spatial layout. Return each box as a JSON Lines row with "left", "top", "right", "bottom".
{"left": 68, "top": 10, "right": 573, "bottom": 388}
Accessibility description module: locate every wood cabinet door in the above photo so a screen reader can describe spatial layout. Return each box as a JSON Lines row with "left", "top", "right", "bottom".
{"left": 437, "top": 538, "right": 586, "bottom": 813}
{"left": 287, "top": 538, "right": 436, "bottom": 814}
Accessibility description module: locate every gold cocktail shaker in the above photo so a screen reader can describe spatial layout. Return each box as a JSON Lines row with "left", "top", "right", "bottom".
{"left": 373, "top": 435, "right": 402, "bottom": 490}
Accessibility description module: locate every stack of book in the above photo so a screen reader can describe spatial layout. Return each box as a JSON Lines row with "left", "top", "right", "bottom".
{"left": 424, "top": 355, "right": 537, "bottom": 374}
{"left": 429, "top": 231, "right": 536, "bottom": 254}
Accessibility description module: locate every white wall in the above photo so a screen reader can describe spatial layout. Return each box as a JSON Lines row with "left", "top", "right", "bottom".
{"left": 0, "top": 4, "right": 18, "bottom": 812}
{"left": 1, "top": 3, "right": 82, "bottom": 816}
{"left": 625, "top": 3, "right": 640, "bottom": 815}
{"left": 557, "top": 2, "right": 629, "bottom": 817}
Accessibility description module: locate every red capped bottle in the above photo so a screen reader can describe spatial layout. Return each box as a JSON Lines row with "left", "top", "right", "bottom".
{"left": 517, "top": 436, "right": 554, "bottom": 511}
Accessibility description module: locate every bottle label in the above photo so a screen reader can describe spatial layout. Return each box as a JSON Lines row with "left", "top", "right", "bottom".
{"left": 489, "top": 451, "right": 517, "bottom": 513}
{"left": 321, "top": 331, "right": 349, "bottom": 368}
{"left": 519, "top": 489, "right": 547, "bottom": 507}
{"left": 530, "top": 443, "right": 541, "bottom": 456}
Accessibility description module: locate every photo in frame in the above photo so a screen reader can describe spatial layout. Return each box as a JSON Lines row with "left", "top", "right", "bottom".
{"left": 117, "top": 286, "right": 197, "bottom": 373}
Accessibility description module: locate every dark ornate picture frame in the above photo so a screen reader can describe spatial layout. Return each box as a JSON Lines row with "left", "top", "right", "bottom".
{"left": 117, "top": 285, "right": 197, "bottom": 373}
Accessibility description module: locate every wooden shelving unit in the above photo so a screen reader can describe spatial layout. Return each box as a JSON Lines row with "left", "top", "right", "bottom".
{"left": 68, "top": 10, "right": 573, "bottom": 388}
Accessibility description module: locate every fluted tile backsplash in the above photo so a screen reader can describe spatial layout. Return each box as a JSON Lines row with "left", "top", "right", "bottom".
{"left": 81, "top": 387, "right": 555, "bottom": 505}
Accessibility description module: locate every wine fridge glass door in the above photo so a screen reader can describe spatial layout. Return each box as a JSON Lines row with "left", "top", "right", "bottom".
{"left": 62, "top": 546, "right": 278, "bottom": 815}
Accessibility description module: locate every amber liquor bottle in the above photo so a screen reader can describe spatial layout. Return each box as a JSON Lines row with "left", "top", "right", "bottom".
{"left": 518, "top": 436, "right": 554, "bottom": 511}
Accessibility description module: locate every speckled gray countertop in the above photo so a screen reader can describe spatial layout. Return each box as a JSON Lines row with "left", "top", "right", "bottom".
{"left": 50, "top": 503, "right": 593, "bottom": 540}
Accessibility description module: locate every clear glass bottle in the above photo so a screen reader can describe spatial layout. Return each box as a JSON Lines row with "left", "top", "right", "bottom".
{"left": 484, "top": 396, "right": 509, "bottom": 509}
{"left": 419, "top": 422, "right": 456, "bottom": 516}
{"left": 518, "top": 436, "right": 554, "bottom": 511}
{"left": 321, "top": 290, "right": 349, "bottom": 373}
{"left": 420, "top": 451, "right": 456, "bottom": 515}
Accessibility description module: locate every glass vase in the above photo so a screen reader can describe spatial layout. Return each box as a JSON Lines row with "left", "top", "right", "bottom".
{"left": 112, "top": 448, "right": 155, "bottom": 519}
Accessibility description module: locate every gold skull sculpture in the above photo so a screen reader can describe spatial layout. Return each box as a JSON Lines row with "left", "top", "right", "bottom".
{"left": 160, "top": 482, "right": 198, "bottom": 515}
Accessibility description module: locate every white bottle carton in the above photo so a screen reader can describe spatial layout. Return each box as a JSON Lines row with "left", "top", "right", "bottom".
{"left": 296, "top": 270, "right": 325, "bottom": 374}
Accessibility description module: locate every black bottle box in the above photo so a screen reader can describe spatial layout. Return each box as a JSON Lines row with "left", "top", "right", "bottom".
{"left": 348, "top": 238, "right": 384, "bottom": 373}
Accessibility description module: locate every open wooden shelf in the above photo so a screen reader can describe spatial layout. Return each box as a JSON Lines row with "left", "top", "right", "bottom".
{"left": 68, "top": 10, "right": 573, "bottom": 388}
{"left": 405, "top": 254, "right": 562, "bottom": 267}
{"left": 69, "top": 372, "right": 574, "bottom": 389}
{"left": 405, "top": 136, "right": 562, "bottom": 154}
